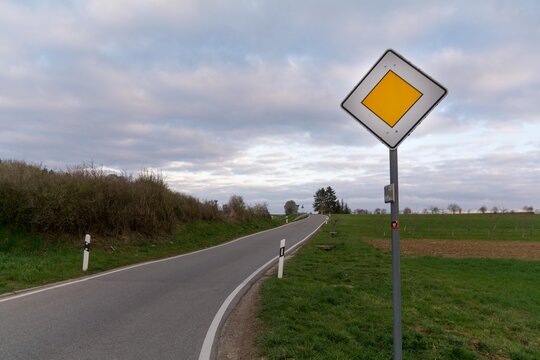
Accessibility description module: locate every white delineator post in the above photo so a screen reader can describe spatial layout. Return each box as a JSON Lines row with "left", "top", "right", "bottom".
{"left": 82, "top": 234, "right": 91, "bottom": 271}
{"left": 278, "top": 239, "right": 286, "bottom": 279}
{"left": 286, "top": 216, "right": 289, "bottom": 224}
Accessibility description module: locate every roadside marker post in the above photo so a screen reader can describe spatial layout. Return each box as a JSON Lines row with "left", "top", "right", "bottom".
{"left": 341, "top": 49, "right": 446, "bottom": 360}
{"left": 278, "top": 239, "right": 286, "bottom": 279}
{"left": 82, "top": 234, "right": 91, "bottom": 271}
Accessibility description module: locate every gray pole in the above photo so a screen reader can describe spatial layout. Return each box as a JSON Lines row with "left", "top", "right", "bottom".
{"left": 390, "top": 148, "right": 402, "bottom": 359}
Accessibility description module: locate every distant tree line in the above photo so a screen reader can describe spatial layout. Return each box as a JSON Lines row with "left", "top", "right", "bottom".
{"left": 221, "top": 195, "right": 271, "bottom": 222}
{"left": 353, "top": 208, "right": 388, "bottom": 215}
{"left": 351, "top": 203, "right": 536, "bottom": 215}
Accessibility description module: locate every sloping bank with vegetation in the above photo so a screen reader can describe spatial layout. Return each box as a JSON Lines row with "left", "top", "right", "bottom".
{"left": 0, "top": 160, "right": 280, "bottom": 295}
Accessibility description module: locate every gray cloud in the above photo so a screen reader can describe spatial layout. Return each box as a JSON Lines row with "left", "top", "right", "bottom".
{"left": 1, "top": 0, "right": 539, "bottom": 213}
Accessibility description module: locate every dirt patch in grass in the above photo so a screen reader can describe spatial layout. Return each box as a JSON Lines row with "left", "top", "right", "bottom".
{"left": 217, "top": 276, "right": 265, "bottom": 360}
{"left": 370, "top": 239, "right": 540, "bottom": 260}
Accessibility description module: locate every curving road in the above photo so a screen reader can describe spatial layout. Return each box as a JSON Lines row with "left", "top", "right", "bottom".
{"left": 0, "top": 214, "right": 326, "bottom": 360}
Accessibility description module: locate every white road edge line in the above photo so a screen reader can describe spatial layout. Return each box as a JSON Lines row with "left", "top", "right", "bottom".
{"left": 0, "top": 219, "right": 297, "bottom": 304}
{"left": 198, "top": 216, "right": 326, "bottom": 360}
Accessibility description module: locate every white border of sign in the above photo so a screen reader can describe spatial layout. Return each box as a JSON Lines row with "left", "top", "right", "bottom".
{"left": 341, "top": 49, "right": 447, "bottom": 149}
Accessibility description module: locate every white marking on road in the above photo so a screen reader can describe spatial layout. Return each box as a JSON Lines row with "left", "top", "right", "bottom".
{"left": 198, "top": 217, "right": 326, "bottom": 360}
{"left": 0, "top": 221, "right": 296, "bottom": 304}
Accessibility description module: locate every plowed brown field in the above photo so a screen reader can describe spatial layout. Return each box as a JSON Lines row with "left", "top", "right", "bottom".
{"left": 370, "top": 239, "right": 540, "bottom": 260}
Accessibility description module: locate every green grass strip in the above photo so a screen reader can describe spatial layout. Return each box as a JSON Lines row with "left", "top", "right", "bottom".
{"left": 0, "top": 217, "right": 281, "bottom": 295}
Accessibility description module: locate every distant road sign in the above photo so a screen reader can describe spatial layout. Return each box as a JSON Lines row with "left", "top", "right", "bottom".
{"left": 342, "top": 49, "right": 447, "bottom": 148}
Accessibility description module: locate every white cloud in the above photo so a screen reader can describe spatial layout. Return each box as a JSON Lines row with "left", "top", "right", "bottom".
{"left": 0, "top": 0, "right": 539, "bottom": 213}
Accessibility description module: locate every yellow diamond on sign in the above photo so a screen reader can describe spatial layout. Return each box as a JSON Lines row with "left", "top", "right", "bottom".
{"left": 362, "top": 70, "right": 423, "bottom": 127}
{"left": 342, "top": 49, "right": 447, "bottom": 149}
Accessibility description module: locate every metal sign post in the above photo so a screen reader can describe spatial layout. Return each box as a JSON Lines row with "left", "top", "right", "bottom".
{"left": 341, "top": 49, "right": 447, "bottom": 360}
{"left": 389, "top": 149, "right": 402, "bottom": 358}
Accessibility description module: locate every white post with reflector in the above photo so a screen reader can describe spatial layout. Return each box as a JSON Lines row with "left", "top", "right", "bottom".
{"left": 82, "top": 234, "right": 91, "bottom": 271}
{"left": 277, "top": 239, "right": 286, "bottom": 279}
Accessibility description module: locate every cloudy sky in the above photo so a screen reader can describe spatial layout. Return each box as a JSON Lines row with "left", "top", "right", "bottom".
{"left": 1, "top": 0, "right": 539, "bottom": 213}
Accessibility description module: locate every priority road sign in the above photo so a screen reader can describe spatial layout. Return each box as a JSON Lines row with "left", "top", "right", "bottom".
{"left": 341, "top": 49, "right": 447, "bottom": 149}
{"left": 341, "top": 49, "right": 447, "bottom": 360}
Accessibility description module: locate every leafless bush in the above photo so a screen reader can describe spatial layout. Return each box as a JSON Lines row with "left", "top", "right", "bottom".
{"left": 0, "top": 160, "right": 274, "bottom": 239}
{"left": 0, "top": 161, "right": 223, "bottom": 237}
{"left": 226, "top": 195, "right": 248, "bottom": 222}
{"left": 0, "top": 160, "right": 273, "bottom": 240}
{"left": 250, "top": 203, "right": 271, "bottom": 220}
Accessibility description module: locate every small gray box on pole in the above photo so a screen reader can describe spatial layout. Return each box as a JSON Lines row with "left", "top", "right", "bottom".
{"left": 384, "top": 184, "right": 395, "bottom": 203}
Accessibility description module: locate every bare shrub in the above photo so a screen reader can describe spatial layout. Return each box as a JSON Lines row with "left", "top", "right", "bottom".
{"left": 0, "top": 161, "right": 223, "bottom": 237}
{"left": 226, "top": 195, "right": 248, "bottom": 222}
{"left": 250, "top": 203, "right": 271, "bottom": 220}
{"left": 0, "top": 160, "right": 273, "bottom": 240}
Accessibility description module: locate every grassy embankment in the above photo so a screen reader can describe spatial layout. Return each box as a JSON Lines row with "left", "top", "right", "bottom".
{"left": 259, "top": 214, "right": 540, "bottom": 359}
{"left": 0, "top": 160, "right": 280, "bottom": 295}
{"left": 0, "top": 218, "right": 281, "bottom": 295}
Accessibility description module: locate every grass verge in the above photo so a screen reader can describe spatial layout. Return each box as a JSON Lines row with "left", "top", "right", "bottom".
{"left": 0, "top": 217, "right": 281, "bottom": 295}
{"left": 259, "top": 214, "right": 540, "bottom": 359}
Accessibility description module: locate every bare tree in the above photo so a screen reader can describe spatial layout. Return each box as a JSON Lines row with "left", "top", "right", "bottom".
{"left": 430, "top": 206, "right": 440, "bottom": 214}
{"left": 491, "top": 206, "right": 499, "bottom": 214}
{"left": 284, "top": 200, "right": 298, "bottom": 215}
{"left": 479, "top": 206, "right": 487, "bottom": 214}
{"left": 448, "top": 203, "right": 462, "bottom": 214}
{"left": 403, "top": 207, "right": 412, "bottom": 215}
{"left": 523, "top": 206, "right": 534, "bottom": 213}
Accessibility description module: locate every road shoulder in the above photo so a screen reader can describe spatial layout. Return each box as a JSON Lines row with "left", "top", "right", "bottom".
{"left": 217, "top": 271, "right": 269, "bottom": 360}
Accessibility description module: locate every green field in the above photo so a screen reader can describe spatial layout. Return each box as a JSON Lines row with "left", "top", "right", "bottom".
{"left": 0, "top": 217, "right": 281, "bottom": 295}
{"left": 259, "top": 214, "right": 540, "bottom": 359}
{"left": 348, "top": 213, "right": 540, "bottom": 241}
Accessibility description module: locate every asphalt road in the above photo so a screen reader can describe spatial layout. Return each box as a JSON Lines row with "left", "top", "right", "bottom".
{"left": 0, "top": 214, "right": 326, "bottom": 360}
